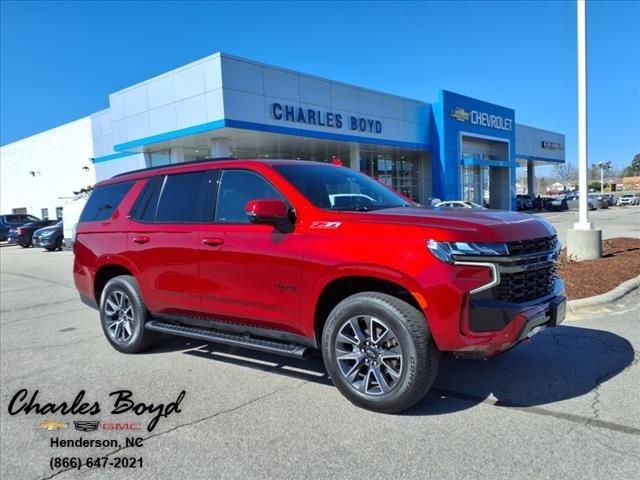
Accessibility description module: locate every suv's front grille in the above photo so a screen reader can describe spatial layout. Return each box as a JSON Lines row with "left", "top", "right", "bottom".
{"left": 495, "top": 264, "right": 557, "bottom": 303}
{"left": 493, "top": 234, "right": 558, "bottom": 303}
{"left": 506, "top": 235, "right": 558, "bottom": 256}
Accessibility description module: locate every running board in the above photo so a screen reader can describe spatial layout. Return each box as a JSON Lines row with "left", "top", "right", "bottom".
{"left": 145, "top": 320, "right": 311, "bottom": 359}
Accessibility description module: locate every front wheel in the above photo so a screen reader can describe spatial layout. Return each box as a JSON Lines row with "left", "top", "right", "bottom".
{"left": 322, "top": 292, "right": 439, "bottom": 413}
{"left": 99, "top": 275, "right": 160, "bottom": 353}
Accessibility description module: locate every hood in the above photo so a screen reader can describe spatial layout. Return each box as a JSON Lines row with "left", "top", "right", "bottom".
{"left": 35, "top": 224, "right": 62, "bottom": 235}
{"left": 339, "top": 207, "right": 555, "bottom": 242}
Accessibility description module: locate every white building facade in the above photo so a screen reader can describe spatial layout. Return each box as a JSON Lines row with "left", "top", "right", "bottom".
{"left": 0, "top": 117, "right": 95, "bottom": 220}
{"left": 1, "top": 52, "right": 566, "bottom": 217}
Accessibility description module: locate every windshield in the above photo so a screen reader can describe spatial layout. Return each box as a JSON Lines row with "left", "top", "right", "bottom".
{"left": 274, "top": 164, "right": 410, "bottom": 211}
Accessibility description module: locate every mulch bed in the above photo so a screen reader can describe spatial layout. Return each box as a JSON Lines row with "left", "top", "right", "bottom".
{"left": 557, "top": 237, "right": 640, "bottom": 300}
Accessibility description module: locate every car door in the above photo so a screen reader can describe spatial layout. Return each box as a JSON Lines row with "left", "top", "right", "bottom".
{"left": 199, "top": 168, "right": 305, "bottom": 333}
{"left": 127, "top": 170, "right": 214, "bottom": 316}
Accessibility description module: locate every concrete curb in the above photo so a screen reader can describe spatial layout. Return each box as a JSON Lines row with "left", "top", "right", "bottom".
{"left": 567, "top": 274, "right": 640, "bottom": 314}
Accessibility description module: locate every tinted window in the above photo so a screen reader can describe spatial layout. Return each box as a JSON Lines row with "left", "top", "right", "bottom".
{"left": 3, "top": 215, "right": 23, "bottom": 224}
{"left": 215, "top": 170, "right": 283, "bottom": 223}
{"left": 155, "top": 171, "right": 209, "bottom": 222}
{"left": 130, "top": 176, "right": 163, "bottom": 222}
{"left": 79, "top": 181, "right": 134, "bottom": 222}
{"left": 274, "top": 164, "right": 408, "bottom": 211}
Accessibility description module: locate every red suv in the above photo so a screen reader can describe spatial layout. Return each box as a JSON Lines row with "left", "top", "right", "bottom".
{"left": 74, "top": 159, "right": 565, "bottom": 412}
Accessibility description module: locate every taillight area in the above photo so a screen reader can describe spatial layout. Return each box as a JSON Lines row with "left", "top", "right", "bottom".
{"left": 17, "top": 227, "right": 26, "bottom": 235}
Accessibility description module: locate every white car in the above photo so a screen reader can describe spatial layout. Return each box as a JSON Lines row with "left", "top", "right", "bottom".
{"left": 328, "top": 193, "right": 376, "bottom": 208}
{"left": 435, "top": 200, "right": 484, "bottom": 209}
{"left": 617, "top": 193, "right": 640, "bottom": 206}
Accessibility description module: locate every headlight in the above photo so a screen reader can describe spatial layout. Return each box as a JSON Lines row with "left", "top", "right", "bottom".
{"left": 41, "top": 230, "right": 55, "bottom": 237}
{"left": 427, "top": 239, "right": 509, "bottom": 263}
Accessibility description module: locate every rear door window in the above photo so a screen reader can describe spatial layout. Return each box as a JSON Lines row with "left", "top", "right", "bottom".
{"left": 79, "top": 181, "right": 134, "bottom": 222}
{"left": 154, "top": 171, "right": 211, "bottom": 223}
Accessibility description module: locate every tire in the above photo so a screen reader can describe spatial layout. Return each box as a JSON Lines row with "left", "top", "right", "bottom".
{"left": 20, "top": 243, "right": 30, "bottom": 248}
{"left": 44, "top": 246, "right": 56, "bottom": 251}
{"left": 322, "top": 292, "right": 439, "bottom": 413}
{"left": 99, "top": 275, "right": 160, "bottom": 353}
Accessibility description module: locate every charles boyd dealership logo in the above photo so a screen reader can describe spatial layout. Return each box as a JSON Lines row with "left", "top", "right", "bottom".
{"left": 8, "top": 388, "right": 186, "bottom": 432}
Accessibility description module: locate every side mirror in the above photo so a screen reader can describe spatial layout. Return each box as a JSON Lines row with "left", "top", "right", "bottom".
{"left": 245, "top": 199, "right": 292, "bottom": 232}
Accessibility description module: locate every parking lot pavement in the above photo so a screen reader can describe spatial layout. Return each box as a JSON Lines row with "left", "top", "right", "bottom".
{"left": 1, "top": 246, "right": 639, "bottom": 480}
{"left": 531, "top": 206, "right": 640, "bottom": 246}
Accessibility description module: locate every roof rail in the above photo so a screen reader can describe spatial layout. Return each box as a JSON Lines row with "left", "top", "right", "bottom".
{"left": 111, "top": 157, "right": 236, "bottom": 178}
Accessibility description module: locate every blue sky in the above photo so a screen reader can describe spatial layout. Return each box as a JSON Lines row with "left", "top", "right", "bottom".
{"left": 1, "top": 0, "right": 638, "bottom": 170}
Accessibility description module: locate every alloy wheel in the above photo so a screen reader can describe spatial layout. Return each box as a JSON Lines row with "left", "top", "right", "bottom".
{"left": 334, "top": 315, "right": 403, "bottom": 395}
{"left": 103, "top": 290, "right": 134, "bottom": 344}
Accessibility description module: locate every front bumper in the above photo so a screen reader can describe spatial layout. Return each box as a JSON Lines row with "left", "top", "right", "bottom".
{"left": 454, "top": 279, "right": 566, "bottom": 359}
{"left": 33, "top": 236, "right": 56, "bottom": 247}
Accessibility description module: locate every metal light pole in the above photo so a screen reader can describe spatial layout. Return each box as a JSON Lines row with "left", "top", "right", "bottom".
{"left": 575, "top": 0, "right": 591, "bottom": 230}
{"left": 567, "top": 0, "right": 601, "bottom": 260}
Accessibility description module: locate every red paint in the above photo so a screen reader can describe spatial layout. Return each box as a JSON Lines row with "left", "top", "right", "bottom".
{"left": 74, "top": 159, "right": 561, "bottom": 356}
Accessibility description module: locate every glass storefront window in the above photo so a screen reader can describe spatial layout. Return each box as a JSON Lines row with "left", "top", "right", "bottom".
{"left": 361, "top": 149, "right": 423, "bottom": 203}
{"left": 148, "top": 149, "right": 171, "bottom": 167}
{"left": 183, "top": 148, "right": 210, "bottom": 163}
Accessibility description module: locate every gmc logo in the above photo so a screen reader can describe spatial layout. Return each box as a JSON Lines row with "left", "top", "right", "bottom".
{"left": 101, "top": 422, "right": 142, "bottom": 430}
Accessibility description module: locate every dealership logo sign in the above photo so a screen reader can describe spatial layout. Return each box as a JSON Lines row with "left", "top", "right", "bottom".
{"left": 541, "top": 141, "right": 564, "bottom": 150}
{"left": 270, "top": 103, "right": 383, "bottom": 134}
{"left": 450, "top": 107, "right": 513, "bottom": 131}
{"left": 450, "top": 107, "right": 470, "bottom": 122}
{"left": 38, "top": 420, "right": 68, "bottom": 431}
{"left": 73, "top": 420, "right": 100, "bottom": 432}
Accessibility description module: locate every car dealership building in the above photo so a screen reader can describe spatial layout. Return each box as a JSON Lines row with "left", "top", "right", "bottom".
{"left": 1, "top": 52, "right": 565, "bottom": 216}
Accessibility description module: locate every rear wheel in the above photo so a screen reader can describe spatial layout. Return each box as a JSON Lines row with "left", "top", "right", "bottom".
{"left": 322, "top": 292, "right": 439, "bottom": 413}
{"left": 99, "top": 275, "right": 160, "bottom": 353}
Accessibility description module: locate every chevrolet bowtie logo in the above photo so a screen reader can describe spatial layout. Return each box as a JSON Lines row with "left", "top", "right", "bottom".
{"left": 450, "top": 107, "right": 470, "bottom": 122}
{"left": 38, "top": 420, "right": 68, "bottom": 431}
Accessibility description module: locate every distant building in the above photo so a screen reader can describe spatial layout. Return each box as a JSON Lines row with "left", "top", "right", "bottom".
{"left": 622, "top": 176, "right": 640, "bottom": 191}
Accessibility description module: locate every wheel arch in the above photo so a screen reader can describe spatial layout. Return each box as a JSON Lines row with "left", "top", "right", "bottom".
{"left": 93, "top": 256, "right": 140, "bottom": 303}
{"left": 312, "top": 274, "right": 427, "bottom": 346}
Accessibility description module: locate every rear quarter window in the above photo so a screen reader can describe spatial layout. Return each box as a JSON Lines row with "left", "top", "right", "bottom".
{"left": 79, "top": 181, "right": 134, "bottom": 222}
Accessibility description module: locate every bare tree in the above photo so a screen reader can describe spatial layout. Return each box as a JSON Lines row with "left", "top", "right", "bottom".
{"left": 552, "top": 163, "right": 577, "bottom": 183}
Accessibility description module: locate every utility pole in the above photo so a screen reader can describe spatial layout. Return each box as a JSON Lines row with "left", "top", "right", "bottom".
{"left": 567, "top": 0, "right": 601, "bottom": 261}
{"left": 597, "top": 161, "right": 611, "bottom": 193}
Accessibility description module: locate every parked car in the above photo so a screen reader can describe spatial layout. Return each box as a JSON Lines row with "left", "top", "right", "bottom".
{"left": 546, "top": 196, "right": 570, "bottom": 211}
{"left": 617, "top": 193, "right": 640, "bottom": 206}
{"left": 601, "top": 194, "right": 617, "bottom": 206}
{"left": 74, "top": 159, "right": 565, "bottom": 413}
{"left": 0, "top": 214, "right": 40, "bottom": 241}
{"left": 7, "top": 220, "right": 59, "bottom": 247}
{"left": 563, "top": 193, "right": 597, "bottom": 211}
{"left": 588, "top": 194, "right": 609, "bottom": 209}
{"left": 33, "top": 221, "right": 64, "bottom": 251}
{"left": 516, "top": 194, "right": 534, "bottom": 210}
{"left": 434, "top": 200, "right": 484, "bottom": 209}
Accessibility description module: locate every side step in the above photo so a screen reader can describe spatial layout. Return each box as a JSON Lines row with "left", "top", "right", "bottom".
{"left": 145, "top": 320, "right": 311, "bottom": 359}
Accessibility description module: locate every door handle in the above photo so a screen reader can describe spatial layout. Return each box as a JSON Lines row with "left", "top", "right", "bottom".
{"left": 132, "top": 235, "right": 150, "bottom": 245}
{"left": 202, "top": 237, "right": 225, "bottom": 247}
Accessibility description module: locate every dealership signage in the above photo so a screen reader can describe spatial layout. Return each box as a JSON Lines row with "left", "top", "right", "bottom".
{"left": 450, "top": 107, "right": 513, "bottom": 132}
{"left": 270, "top": 103, "right": 383, "bottom": 134}
{"left": 541, "top": 141, "right": 564, "bottom": 150}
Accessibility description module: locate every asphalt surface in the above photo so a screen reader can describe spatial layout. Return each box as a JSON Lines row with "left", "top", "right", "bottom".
{"left": 531, "top": 205, "right": 640, "bottom": 246}
{"left": 1, "top": 245, "right": 639, "bottom": 480}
